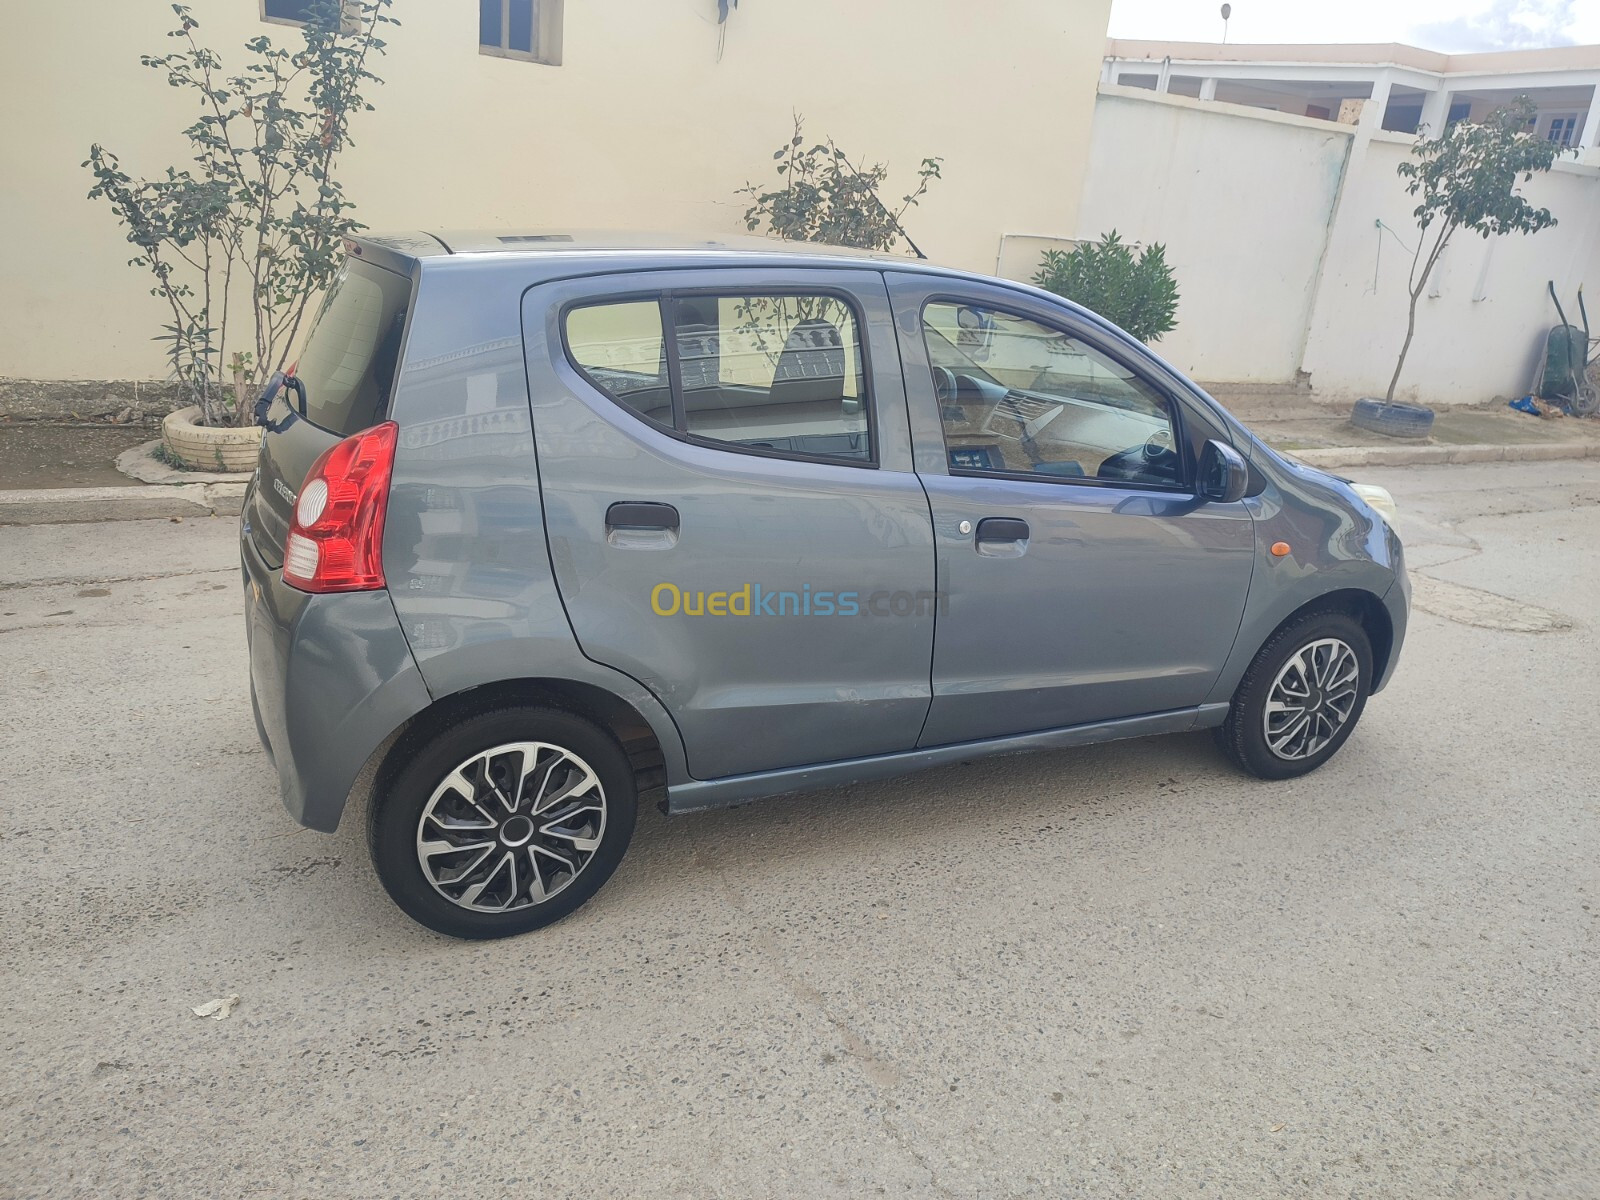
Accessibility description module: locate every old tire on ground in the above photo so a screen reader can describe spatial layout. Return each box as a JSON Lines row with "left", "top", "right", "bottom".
{"left": 1350, "top": 397, "right": 1434, "bottom": 439}
{"left": 369, "top": 706, "right": 637, "bottom": 939}
{"left": 1217, "top": 610, "right": 1373, "bottom": 781}
{"left": 1572, "top": 369, "right": 1599, "bottom": 418}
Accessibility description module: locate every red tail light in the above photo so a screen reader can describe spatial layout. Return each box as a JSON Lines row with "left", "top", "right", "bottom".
{"left": 282, "top": 422, "right": 398, "bottom": 593}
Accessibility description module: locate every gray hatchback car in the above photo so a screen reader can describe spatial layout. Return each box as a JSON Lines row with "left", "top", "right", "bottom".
{"left": 242, "top": 231, "right": 1408, "bottom": 939}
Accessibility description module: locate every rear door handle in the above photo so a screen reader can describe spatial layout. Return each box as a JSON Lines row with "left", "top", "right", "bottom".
{"left": 974, "top": 516, "right": 1029, "bottom": 558}
{"left": 605, "top": 501, "right": 680, "bottom": 549}
{"left": 607, "top": 502, "right": 679, "bottom": 531}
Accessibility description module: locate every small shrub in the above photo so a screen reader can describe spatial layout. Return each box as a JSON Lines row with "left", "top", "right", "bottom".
{"left": 84, "top": 1, "right": 398, "bottom": 427}
{"left": 741, "top": 115, "right": 942, "bottom": 255}
{"left": 1032, "top": 231, "right": 1179, "bottom": 344}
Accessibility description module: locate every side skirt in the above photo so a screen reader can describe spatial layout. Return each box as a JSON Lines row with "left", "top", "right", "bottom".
{"left": 665, "top": 703, "right": 1231, "bottom": 815}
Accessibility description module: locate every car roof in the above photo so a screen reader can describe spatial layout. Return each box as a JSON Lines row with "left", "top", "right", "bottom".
{"left": 352, "top": 229, "right": 954, "bottom": 276}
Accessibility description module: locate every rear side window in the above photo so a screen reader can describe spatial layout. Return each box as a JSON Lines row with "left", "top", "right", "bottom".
{"left": 293, "top": 259, "right": 411, "bottom": 437}
{"left": 564, "top": 301, "right": 671, "bottom": 426}
{"left": 564, "top": 293, "right": 872, "bottom": 465}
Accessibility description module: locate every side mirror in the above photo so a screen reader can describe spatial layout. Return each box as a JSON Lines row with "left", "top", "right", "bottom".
{"left": 1198, "top": 439, "right": 1249, "bottom": 504}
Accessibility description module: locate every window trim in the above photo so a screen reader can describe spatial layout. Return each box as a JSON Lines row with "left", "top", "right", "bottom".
{"left": 478, "top": 0, "right": 564, "bottom": 66}
{"left": 918, "top": 294, "right": 1194, "bottom": 495}
{"left": 560, "top": 286, "right": 881, "bottom": 471}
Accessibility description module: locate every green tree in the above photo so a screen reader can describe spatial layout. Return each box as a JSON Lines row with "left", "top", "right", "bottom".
{"left": 84, "top": 1, "right": 397, "bottom": 426}
{"left": 1032, "top": 231, "right": 1179, "bottom": 344}
{"left": 741, "top": 115, "right": 942, "bottom": 255}
{"left": 1385, "top": 96, "right": 1560, "bottom": 403}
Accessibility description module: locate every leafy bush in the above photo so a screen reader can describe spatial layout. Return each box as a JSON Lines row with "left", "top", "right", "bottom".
{"left": 741, "top": 115, "right": 942, "bottom": 255}
{"left": 84, "top": 1, "right": 397, "bottom": 426}
{"left": 1032, "top": 231, "right": 1179, "bottom": 344}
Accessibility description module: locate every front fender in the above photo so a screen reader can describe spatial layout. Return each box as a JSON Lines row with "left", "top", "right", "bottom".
{"left": 1205, "top": 452, "right": 1404, "bottom": 706}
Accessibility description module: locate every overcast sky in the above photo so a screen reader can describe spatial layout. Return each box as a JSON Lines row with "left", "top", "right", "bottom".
{"left": 1108, "top": 0, "right": 1600, "bottom": 52}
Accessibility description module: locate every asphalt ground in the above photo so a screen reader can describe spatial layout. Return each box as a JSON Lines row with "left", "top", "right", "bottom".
{"left": 2, "top": 459, "right": 1596, "bottom": 1197}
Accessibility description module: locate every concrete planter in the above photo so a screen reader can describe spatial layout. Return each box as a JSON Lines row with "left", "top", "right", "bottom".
{"left": 161, "top": 405, "right": 261, "bottom": 473}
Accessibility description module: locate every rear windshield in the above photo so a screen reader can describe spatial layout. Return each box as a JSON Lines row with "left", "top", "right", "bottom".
{"left": 292, "top": 258, "right": 412, "bottom": 436}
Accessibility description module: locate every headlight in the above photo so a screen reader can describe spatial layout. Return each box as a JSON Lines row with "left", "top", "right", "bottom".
{"left": 1350, "top": 483, "right": 1397, "bottom": 524}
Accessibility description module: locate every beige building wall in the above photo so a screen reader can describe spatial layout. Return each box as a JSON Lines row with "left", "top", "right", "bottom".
{"left": 0, "top": 0, "right": 1112, "bottom": 387}
{"left": 1302, "top": 135, "right": 1600, "bottom": 404}
{"left": 1077, "top": 87, "right": 1353, "bottom": 382}
{"left": 1078, "top": 84, "right": 1600, "bottom": 405}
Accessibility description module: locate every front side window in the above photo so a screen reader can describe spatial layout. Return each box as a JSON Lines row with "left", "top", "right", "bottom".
{"left": 564, "top": 293, "right": 872, "bottom": 465}
{"left": 922, "top": 302, "right": 1181, "bottom": 488}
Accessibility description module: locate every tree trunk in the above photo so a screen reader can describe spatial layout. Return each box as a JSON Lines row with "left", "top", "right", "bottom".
{"left": 1384, "top": 290, "right": 1422, "bottom": 404}
{"left": 1385, "top": 221, "right": 1454, "bottom": 405}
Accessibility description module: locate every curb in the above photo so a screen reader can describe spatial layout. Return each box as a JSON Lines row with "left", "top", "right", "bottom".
{"left": 115, "top": 438, "right": 252, "bottom": 485}
{"left": 0, "top": 482, "right": 247, "bottom": 525}
{"left": 1286, "top": 440, "right": 1600, "bottom": 469}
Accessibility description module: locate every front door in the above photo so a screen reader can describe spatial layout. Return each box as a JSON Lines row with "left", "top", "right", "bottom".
{"left": 524, "top": 268, "right": 936, "bottom": 779}
{"left": 887, "top": 274, "right": 1256, "bottom": 746}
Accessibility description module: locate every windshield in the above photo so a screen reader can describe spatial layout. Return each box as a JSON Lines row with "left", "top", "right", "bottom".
{"left": 292, "top": 259, "right": 412, "bottom": 436}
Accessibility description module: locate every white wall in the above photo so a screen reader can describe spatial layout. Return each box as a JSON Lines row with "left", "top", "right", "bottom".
{"left": 1076, "top": 87, "right": 1352, "bottom": 382}
{"left": 0, "top": 0, "right": 1112, "bottom": 384}
{"left": 1077, "top": 85, "right": 1600, "bottom": 404}
{"left": 1303, "top": 136, "right": 1600, "bottom": 404}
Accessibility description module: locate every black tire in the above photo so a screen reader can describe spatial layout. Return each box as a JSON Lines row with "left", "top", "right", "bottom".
{"left": 1216, "top": 610, "right": 1373, "bottom": 781}
{"left": 368, "top": 706, "right": 637, "bottom": 939}
{"left": 1350, "top": 397, "right": 1434, "bottom": 439}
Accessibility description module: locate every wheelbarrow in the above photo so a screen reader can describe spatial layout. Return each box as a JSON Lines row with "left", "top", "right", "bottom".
{"left": 1535, "top": 282, "right": 1597, "bottom": 417}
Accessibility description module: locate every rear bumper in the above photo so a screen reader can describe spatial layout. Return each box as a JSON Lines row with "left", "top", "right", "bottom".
{"left": 242, "top": 521, "right": 432, "bottom": 832}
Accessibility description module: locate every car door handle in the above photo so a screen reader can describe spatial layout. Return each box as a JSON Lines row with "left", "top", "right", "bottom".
{"left": 975, "top": 517, "right": 1029, "bottom": 543}
{"left": 974, "top": 516, "right": 1029, "bottom": 558}
{"left": 606, "top": 501, "right": 680, "bottom": 549}
{"left": 607, "top": 502, "right": 679, "bottom": 530}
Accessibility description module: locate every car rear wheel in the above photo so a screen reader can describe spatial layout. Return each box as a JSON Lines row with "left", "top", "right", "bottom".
{"left": 368, "top": 706, "right": 637, "bottom": 939}
{"left": 1217, "top": 611, "right": 1372, "bottom": 780}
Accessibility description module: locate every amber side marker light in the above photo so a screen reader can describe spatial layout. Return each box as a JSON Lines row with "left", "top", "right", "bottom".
{"left": 1270, "top": 542, "right": 1292, "bottom": 557}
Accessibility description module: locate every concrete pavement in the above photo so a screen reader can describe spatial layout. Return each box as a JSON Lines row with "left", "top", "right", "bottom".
{"left": 2, "top": 461, "right": 1598, "bottom": 1197}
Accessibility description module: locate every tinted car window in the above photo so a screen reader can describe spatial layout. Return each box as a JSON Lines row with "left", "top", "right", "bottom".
{"left": 565, "top": 301, "right": 672, "bottom": 426}
{"left": 293, "top": 260, "right": 411, "bottom": 437}
{"left": 923, "top": 302, "right": 1180, "bottom": 487}
{"left": 564, "top": 294, "right": 872, "bottom": 464}
{"left": 672, "top": 294, "right": 869, "bottom": 462}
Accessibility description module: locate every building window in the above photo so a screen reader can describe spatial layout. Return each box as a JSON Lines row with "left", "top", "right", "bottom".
{"left": 260, "top": 0, "right": 355, "bottom": 28}
{"left": 480, "top": 0, "right": 563, "bottom": 65}
{"left": 1545, "top": 115, "right": 1579, "bottom": 147}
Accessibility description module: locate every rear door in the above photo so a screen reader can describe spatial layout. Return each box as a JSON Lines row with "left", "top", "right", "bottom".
{"left": 523, "top": 267, "right": 936, "bottom": 780}
{"left": 245, "top": 257, "right": 413, "bottom": 566}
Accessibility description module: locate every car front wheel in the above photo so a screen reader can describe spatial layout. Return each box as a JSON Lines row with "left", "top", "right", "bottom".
{"left": 1217, "top": 611, "right": 1373, "bottom": 780}
{"left": 368, "top": 706, "right": 637, "bottom": 939}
